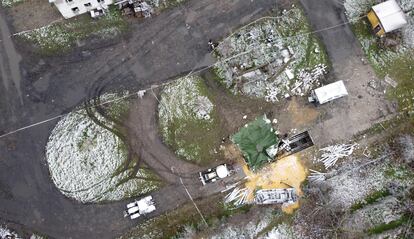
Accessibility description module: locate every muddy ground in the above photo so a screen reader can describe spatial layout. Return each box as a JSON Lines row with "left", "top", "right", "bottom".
{"left": 0, "top": 0, "right": 406, "bottom": 238}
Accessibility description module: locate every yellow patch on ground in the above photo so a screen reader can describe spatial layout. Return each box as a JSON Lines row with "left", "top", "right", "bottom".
{"left": 287, "top": 98, "right": 319, "bottom": 126}
{"left": 242, "top": 155, "right": 308, "bottom": 213}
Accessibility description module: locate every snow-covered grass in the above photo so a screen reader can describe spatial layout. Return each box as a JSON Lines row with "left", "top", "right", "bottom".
{"left": 46, "top": 93, "right": 161, "bottom": 203}
{"left": 322, "top": 156, "right": 413, "bottom": 209}
{"left": 213, "top": 5, "right": 329, "bottom": 102}
{"left": 345, "top": 0, "right": 414, "bottom": 115}
{"left": 1, "top": 0, "right": 23, "bottom": 7}
{"left": 146, "top": 0, "right": 186, "bottom": 10}
{"left": 343, "top": 196, "right": 405, "bottom": 232}
{"left": 18, "top": 6, "right": 127, "bottom": 55}
{"left": 159, "top": 75, "right": 221, "bottom": 164}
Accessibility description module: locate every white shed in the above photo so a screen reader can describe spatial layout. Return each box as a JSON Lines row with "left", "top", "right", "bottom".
{"left": 368, "top": 0, "right": 407, "bottom": 36}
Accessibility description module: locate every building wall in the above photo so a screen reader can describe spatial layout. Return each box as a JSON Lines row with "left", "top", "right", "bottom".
{"left": 50, "top": 0, "right": 114, "bottom": 19}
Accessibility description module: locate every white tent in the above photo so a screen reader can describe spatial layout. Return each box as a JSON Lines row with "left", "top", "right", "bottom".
{"left": 372, "top": 0, "right": 407, "bottom": 33}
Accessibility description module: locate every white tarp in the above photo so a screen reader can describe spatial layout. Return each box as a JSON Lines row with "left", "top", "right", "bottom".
{"left": 372, "top": 0, "right": 408, "bottom": 33}
{"left": 314, "top": 80, "right": 348, "bottom": 104}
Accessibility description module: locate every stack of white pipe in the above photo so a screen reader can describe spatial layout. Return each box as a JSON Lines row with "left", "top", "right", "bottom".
{"left": 318, "top": 143, "right": 357, "bottom": 169}
{"left": 225, "top": 187, "right": 250, "bottom": 207}
{"left": 307, "top": 169, "right": 326, "bottom": 183}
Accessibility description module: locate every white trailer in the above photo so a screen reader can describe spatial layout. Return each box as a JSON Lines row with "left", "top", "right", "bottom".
{"left": 124, "top": 195, "right": 156, "bottom": 219}
{"left": 308, "top": 80, "right": 348, "bottom": 104}
{"left": 255, "top": 188, "right": 297, "bottom": 204}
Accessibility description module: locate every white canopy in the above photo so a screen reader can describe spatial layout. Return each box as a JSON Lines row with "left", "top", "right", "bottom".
{"left": 314, "top": 80, "right": 348, "bottom": 104}
{"left": 372, "top": 0, "right": 407, "bottom": 33}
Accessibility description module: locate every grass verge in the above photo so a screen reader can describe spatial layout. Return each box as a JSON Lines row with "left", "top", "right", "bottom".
{"left": 17, "top": 6, "right": 127, "bottom": 55}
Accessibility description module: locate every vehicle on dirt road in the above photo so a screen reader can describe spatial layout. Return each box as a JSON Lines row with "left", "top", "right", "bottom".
{"left": 123, "top": 195, "right": 156, "bottom": 219}
{"left": 199, "top": 164, "right": 232, "bottom": 185}
{"left": 308, "top": 80, "right": 348, "bottom": 105}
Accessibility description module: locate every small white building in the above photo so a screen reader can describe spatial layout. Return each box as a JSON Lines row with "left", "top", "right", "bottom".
{"left": 368, "top": 0, "right": 408, "bottom": 36}
{"left": 49, "top": 0, "right": 114, "bottom": 19}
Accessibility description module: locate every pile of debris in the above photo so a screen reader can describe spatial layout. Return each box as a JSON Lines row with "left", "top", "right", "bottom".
{"left": 213, "top": 7, "right": 328, "bottom": 102}
{"left": 116, "top": 0, "right": 154, "bottom": 17}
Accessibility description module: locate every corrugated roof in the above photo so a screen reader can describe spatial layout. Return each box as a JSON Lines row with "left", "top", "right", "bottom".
{"left": 372, "top": 0, "right": 407, "bottom": 33}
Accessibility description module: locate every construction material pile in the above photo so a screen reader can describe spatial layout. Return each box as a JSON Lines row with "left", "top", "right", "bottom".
{"left": 213, "top": 6, "right": 328, "bottom": 102}
{"left": 225, "top": 155, "right": 307, "bottom": 214}
{"left": 317, "top": 143, "right": 358, "bottom": 168}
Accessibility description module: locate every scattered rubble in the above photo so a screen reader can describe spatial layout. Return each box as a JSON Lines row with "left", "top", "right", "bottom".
{"left": 213, "top": 6, "right": 328, "bottom": 102}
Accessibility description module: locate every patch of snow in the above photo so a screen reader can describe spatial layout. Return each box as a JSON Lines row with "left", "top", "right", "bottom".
{"left": 343, "top": 196, "right": 404, "bottom": 232}
{"left": 46, "top": 93, "right": 159, "bottom": 203}
{"left": 259, "top": 223, "right": 295, "bottom": 239}
{"left": 158, "top": 75, "right": 215, "bottom": 161}
{"left": 159, "top": 75, "right": 214, "bottom": 123}
{"left": 210, "top": 210, "right": 273, "bottom": 239}
{"left": 322, "top": 157, "right": 412, "bottom": 208}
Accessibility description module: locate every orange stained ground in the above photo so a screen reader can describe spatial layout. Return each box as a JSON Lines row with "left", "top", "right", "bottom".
{"left": 242, "top": 155, "right": 308, "bottom": 213}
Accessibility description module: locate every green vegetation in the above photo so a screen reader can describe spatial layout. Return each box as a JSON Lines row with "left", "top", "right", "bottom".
{"left": 157, "top": 0, "right": 187, "bottom": 10}
{"left": 367, "top": 214, "right": 410, "bottom": 235}
{"left": 384, "top": 164, "right": 414, "bottom": 180}
{"left": 1, "top": 0, "right": 23, "bottom": 7}
{"left": 18, "top": 6, "right": 127, "bottom": 55}
{"left": 352, "top": 20, "right": 414, "bottom": 117}
{"left": 159, "top": 75, "right": 222, "bottom": 165}
{"left": 387, "top": 52, "right": 414, "bottom": 116}
{"left": 350, "top": 189, "right": 391, "bottom": 212}
{"left": 232, "top": 115, "right": 278, "bottom": 171}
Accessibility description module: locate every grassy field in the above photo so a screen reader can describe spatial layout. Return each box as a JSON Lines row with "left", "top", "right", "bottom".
{"left": 158, "top": 75, "right": 222, "bottom": 165}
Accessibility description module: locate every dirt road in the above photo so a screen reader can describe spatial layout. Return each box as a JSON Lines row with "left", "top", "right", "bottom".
{"left": 299, "top": 0, "right": 396, "bottom": 145}
{"left": 0, "top": 0, "right": 276, "bottom": 238}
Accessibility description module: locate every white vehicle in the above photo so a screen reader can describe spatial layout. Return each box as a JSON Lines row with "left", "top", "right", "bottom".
{"left": 123, "top": 195, "right": 156, "bottom": 219}
{"left": 199, "top": 164, "right": 232, "bottom": 185}
{"left": 308, "top": 80, "right": 348, "bottom": 104}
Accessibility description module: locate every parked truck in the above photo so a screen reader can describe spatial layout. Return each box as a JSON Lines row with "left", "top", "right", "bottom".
{"left": 123, "top": 195, "right": 156, "bottom": 219}
{"left": 199, "top": 164, "right": 233, "bottom": 185}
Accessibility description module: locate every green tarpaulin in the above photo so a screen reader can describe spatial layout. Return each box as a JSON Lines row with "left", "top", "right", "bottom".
{"left": 232, "top": 115, "right": 279, "bottom": 171}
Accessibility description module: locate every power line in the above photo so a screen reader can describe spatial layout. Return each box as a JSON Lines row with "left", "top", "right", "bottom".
{"left": 0, "top": 13, "right": 369, "bottom": 139}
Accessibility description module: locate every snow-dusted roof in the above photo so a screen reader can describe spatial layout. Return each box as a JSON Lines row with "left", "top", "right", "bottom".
{"left": 372, "top": 0, "right": 407, "bottom": 33}
{"left": 314, "top": 80, "right": 348, "bottom": 104}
